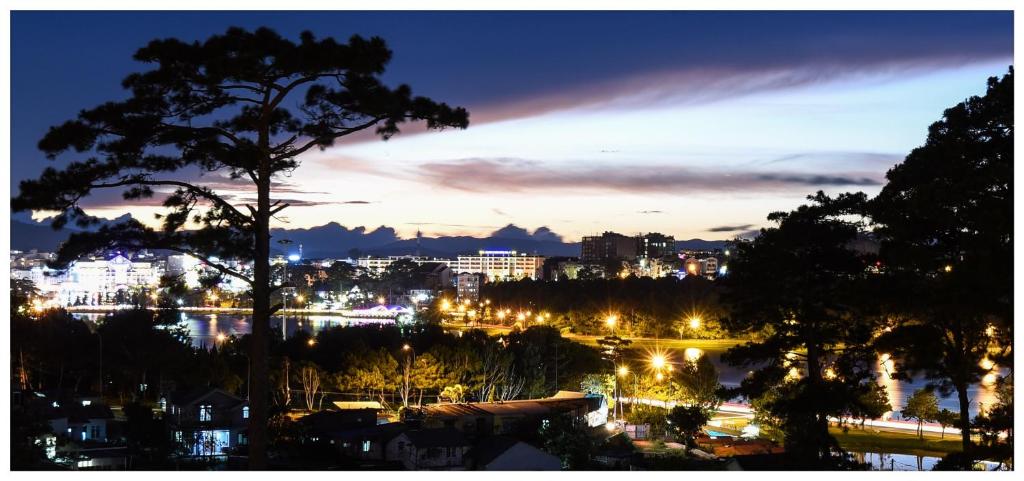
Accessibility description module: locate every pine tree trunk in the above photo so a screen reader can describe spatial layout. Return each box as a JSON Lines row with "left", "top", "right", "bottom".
{"left": 955, "top": 383, "right": 972, "bottom": 469}
{"left": 248, "top": 172, "right": 272, "bottom": 470}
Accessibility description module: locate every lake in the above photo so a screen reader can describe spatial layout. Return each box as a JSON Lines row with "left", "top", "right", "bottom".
{"left": 72, "top": 311, "right": 1003, "bottom": 417}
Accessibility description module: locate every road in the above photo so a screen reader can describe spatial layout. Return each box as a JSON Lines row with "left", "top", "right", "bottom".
{"left": 620, "top": 396, "right": 963, "bottom": 437}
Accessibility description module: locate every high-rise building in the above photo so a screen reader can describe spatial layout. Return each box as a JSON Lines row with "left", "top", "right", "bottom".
{"left": 581, "top": 232, "right": 637, "bottom": 261}
{"left": 449, "top": 250, "right": 544, "bottom": 282}
{"left": 455, "top": 272, "right": 483, "bottom": 301}
{"left": 637, "top": 232, "right": 676, "bottom": 259}
{"left": 356, "top": 256, "right": 447, "bottom": 276}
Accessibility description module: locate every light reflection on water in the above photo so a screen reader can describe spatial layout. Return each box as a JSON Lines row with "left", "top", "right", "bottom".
{"left": 73, "top": 313, "right": 1001, "bottom": 416}
{"left": 854, "top": 452, "right": 940, "bottom": 471}
{"left": 73, "top": 311, "right": 394, "bottom": 349}
{"left": 654, "top": 345, "right": 1000, "bottom": 417}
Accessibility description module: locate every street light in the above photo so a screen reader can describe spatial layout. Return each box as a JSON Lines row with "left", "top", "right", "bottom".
{"left": 605, "top": 314, "right": 618, "bottom": 329}
{"left": 651, "top": 354, "right": 666, "bottom": 370}
{"left": 307, "top": 338, "right": 316, "bottom": 347}
{"left": 688, "top": 316, "right": 701, "bottom": 330}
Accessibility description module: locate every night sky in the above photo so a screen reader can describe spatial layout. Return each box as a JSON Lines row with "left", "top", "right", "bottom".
{"left": 10, "top": 11, "right": 1014, "bottom": 240}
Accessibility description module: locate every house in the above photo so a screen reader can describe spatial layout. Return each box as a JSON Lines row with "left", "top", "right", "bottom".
{"left": 323, "top": 422, "right": 409, "bottom": 462}
{"left": 45, "top": 398, "right": 115, "bottom": 444}
{"left": 421, "top": 391, "right": 607, "bottom": 438}
{"left": 165, "top": 388, "right": 248, "bottom": 457}
{"left": 466, "top": 436, "right": 561, "bottom": 471}
{"left": 386, "top": 428, "right": 470, "bottom": 470}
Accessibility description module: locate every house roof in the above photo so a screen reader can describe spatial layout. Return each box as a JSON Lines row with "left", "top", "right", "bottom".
{"left": 168, "top": 387, "right": 245, "bottom": 408}
{"left": 332, "top": 401, "right": 383, "bottom": 410}
{"left": 329, "top": 422, "right": 408, "bottom": 443}
{"left": 466, "top": 436, "right": 522, "bottom": 466}
{"left": 45, "top": 402, "right": 114, "bottom": 422}
{"left": 423, "top": 392, "right": 602, "bottom": 419}
{"left": 300, "top": 409, "right": 378, "bottom": 433}
{"left": 401, "top": 428, "right": 469, "bottom": 448}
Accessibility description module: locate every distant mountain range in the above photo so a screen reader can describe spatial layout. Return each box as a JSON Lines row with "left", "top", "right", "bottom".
{"left": 11, "top": 215, "right": 729, "bottom": 258}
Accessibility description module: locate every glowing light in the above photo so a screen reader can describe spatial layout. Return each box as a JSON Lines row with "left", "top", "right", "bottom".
{"left": 617, "top": 366, "right": 629, "bottom": 377}
{"left": 688, "top": 317, "right": 701, "bottom": 330}
{"left": 497, "top": 311, "right": 507, "bottom": 320}
{"left": 605, "top": 422, "right": 617, "bottom": 432}
{"left": 985, "top": 325, "right": 996, "bottom": 337}
{"left": 944, "top": 264, "right": 953, "bottom": 273}
{"left": 516, "top": 313, "right": 526, "bottom": 321}
{"left": 296, "top": 295, "right": 305, "bottom": 303}
{"left": 786, "top": 367, "right": 801, "bottom": 380}
{"left": 440, "top": 299, "right": 451, "bottom": 311}
{"left": 535, "top": 315, "right": 544, "bottom": 323}
{"left": 979, "top": 358, "right": 995, "bottom": 370}
{"left": 655, "top": 372, "right": 665, "bottom": 381}
{"left": 824, "top": 367, "right": 837, "bottom": 380}
{"left": 378, "top": 296, "right": 385, "bottom": 305}
{"left": 982, "top": 372, "right": 998, "bottom": 386}
{"left": 402, "top": 344, "right": 411, "bottom": 351}
{"left": 605, "top": 315, "right": 618, "bottom": 327}
{"left": 463, "top": 299, "right": 471, "bottom": 306}
{"left": 651, "top": 354, "right": 666, "bottom": 370}
{"left": 215, "top": 333, "right": 226, "bottom": 343}
{"left": 288, "top": 254, "right": 301, "bottom": 262}
{"left": 31, "top": 299, "right": 44, "bottom": 313}
{"left": 741, "top": 424, "right": 759, "bottom": 439}
{"left": 307, "top": 339, "right": 316, "bottom": 347}
{"left": 684, "top": 347, "right": 703, "bottom": 363}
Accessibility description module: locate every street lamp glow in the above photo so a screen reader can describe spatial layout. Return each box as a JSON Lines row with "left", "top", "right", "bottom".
{"left": 688, "top": 316, "right": 701, "bottom": 330}
{"left": 307, "top": 339, "right": 316, "bottom": 347}
{"left": 944, "top": 264, "right": 953, "bottom": 273}
{"left": 378, "top": 296, "right": 386, "bottom": 305}
{"left": 296, "top": 295, "right": 305, "bottom": 303}
{"left": 288, "top": 254, "right": 301, "bottom": 262}
{"left": 216, "top": 333, "right": 226, "bottom": 343}
{"left": 605, "top": 314, "right": 618, "bottom": 327}
{"left": 651, "top": 354, "right": 666, "bottom": 370}
{"left": 617, "top": 366, "right": 629, "bottom": 377}
{"left": 655, "top": 372, "right": 665, "bottom": 381}
{"left": 440, "top": 299, "right": 450, "bottom": 311}
{"left": 402, "top": 344, "right": 411, "bottom": 351}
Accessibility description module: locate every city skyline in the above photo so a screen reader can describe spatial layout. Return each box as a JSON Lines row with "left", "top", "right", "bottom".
{"left": 11, "top": 11, "right": 1013, "bottom": 241}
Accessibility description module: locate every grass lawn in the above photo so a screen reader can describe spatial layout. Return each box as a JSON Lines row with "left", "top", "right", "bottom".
{"left": 831, "top": 426, "right": 963, "bottom": 457}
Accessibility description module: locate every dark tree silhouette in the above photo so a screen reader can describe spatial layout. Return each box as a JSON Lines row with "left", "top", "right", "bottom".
{"left": 871, "top": 68, "right": 1012, "bottom": 467}
{"left": 720, "top": 192, "right": 880, "bottom": 466}
{"left": 12, "top": 27, "right": 468, "bottom": 468}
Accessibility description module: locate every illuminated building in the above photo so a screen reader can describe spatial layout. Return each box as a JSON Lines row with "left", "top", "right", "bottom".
{"left": 356, "top": 255, "right": 449, "bottom": 276}
{"left": 450, "top": 250, "right": 545, "bottom": 282}
{"left": 456, "top": 272, "right": 483, "bottom": 301}
{"left": 581, "top": 232, "right": 637, "bottom": 261}
{"left": 637, "top": 232, "right": 676, "bottom": 259}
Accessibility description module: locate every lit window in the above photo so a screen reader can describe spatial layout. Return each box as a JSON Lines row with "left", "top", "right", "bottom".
{"left": 242, "top": 406, "right": 249, "bottom": 419}
{"left": 199, "top": 404, "right": 212, "bottom": 422}
{"left": 362, "top": 440, "right": 371, "bottom": 452}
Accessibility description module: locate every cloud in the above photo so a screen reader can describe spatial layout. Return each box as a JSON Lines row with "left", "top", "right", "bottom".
{"left": 708, "top": 224, "right": 755, "bottom": 233}
{"left": 341, "top": 200, "right": 373, "bottom": 204}
{"left": 490, "top": 223, "right": 564, "bottom": 242}
{"left": 418, "top": 158, "right": 883, "bottom": 194}
{"left": 638, "top": 210, "right": 664, "bottom": 214}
